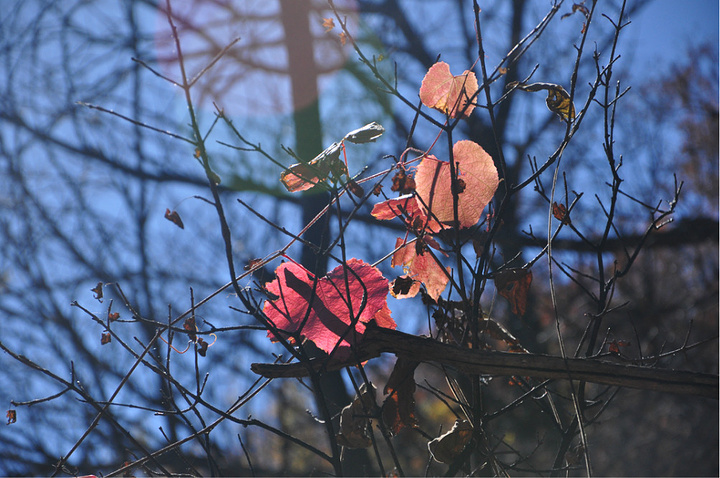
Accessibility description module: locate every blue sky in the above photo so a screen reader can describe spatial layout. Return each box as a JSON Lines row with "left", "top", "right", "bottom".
{"left": 628, "top": 0, "right": 719, "bottom": 77}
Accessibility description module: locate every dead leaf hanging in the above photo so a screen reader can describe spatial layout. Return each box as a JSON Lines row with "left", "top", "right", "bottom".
{"left": 382, "top": 358, "right": 419, "bottom": 435}
{"left": 428, "top": 420, "right": 473, "bottom": 464}
{"left": 508, "top": 81, "right": 576, "bottom": 121}
{"left": 494, "top": 268, "right": 533, "bottom": 316}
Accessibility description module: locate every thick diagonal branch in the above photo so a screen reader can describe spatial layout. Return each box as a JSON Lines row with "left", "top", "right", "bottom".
{"left": 251, "top": 325, "right": 718, "bottom": 399}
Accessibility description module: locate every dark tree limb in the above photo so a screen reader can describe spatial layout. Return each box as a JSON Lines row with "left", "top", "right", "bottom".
{"left": 251, "top": 325, "right": 718, "bottom": 399}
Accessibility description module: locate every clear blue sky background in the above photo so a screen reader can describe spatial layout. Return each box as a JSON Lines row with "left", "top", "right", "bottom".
{"left": 629, "top": 0, "right": 718, "bottom": 77}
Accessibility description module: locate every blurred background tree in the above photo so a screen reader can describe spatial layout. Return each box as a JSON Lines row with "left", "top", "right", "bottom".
{"left": 0, "top": 0, "right": 716, "bottom": 475}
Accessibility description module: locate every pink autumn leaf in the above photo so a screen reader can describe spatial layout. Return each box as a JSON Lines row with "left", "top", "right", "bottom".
{"left": 415, "top": 140, "right": 498, "bottom": 229}
{"left": 263, "top": 258, "right": 396, "bottom": 356}
{"left": 419, "top": 62, "right": 479, "bottom": 119}
{"left": 371, "top": 194, "right": 446, "bottom": 234}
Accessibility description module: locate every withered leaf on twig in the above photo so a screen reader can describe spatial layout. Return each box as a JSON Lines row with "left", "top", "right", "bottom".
{"left": 164, "top": 208, "right": 184, "bottom": 229}
{"left": 507, "top": 81, "right": 576, "bottom": 121}
{"left": 382, "top": 358, "right": 419, "bottom": 434}
{"left": 336, "top": 383, "right": 376, "bottom": 449}
{"left": 428, "top": 419, "right": 473, "bottom": 464}
{"left": 91, "top": 282, "right": 103, "bottom": 301}
{"left": 494, "top": 268, "right": 533, "bottom": 316}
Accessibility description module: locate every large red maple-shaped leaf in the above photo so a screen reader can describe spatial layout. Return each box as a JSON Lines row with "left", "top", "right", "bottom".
{"left": 419, "top": 62, "right": 479, "bottom": 119}
{"left": 263, "top": 258, "right": 396, "bottom": 355}
{"left": 415, "top": 140, "right": 498, "bottom": 229}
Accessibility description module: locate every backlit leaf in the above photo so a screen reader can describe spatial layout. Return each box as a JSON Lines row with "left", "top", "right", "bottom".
{"left": 420, "top": 62, "right": 479, "bottom": 119}
{"left": 280, "top": 142, "right": 345, "bottom": 192}
{"left": 370, "top": 194, "right": 445, "bottom": 233}
{"left": 321, "top": 17, "right": 335, "bottom": 32}
{"left": 428, "top": 420, "right": 473, "bottom": 464}
{"left": 263, "top": 259, "right": 396, "bottom": 356}
{"left": 391, "top": 237, "right": 449, "bottom": 300}
{"left": 415, "top": 141, "right": 498, "bottom": 229}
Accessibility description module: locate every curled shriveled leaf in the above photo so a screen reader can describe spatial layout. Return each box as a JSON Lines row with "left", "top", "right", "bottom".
{"left": 7, "top": 409, "right": 17, "bottom": 425}
{"left": 101, "top": 332, "right": 111, "bottom": 345}
{"left": 280, "top": 142, "right": 346, "bottom": 192}
{"left": 415, "top": 141, "right": 499, "bottom": 229}
{"left": 382, "top": 358, "right": 419, "bottom": 435}
{"left": 390, "top": 169, "right": 416, "bottom": 194}
{"left": 508, "top": 81, "right": 576, "bottom": 121}
{"left": 91, "top": 282, "right": 103, "bottom": 301}
{"left": 197, "top": 337, "right": 209, "bottom": 357}
{"left": 164, "top": 208, "right": 184, "bottom": 229}
{"left": 494, "top": 268, "right": 533, "bottom": 316}
{"left": 347, "top": 179, "right": 364, "bottom": 198}
{"left": 344, "top": 122, "right": 385, "bottom": 144}
{"left": 263, "top": 259, "right": 396, "bottom": 356}
{"left": 336, "top": 383, "right": 376, "bottom": 448}
{"left": 428, "top": 420, "right": 473, "bottom": 464}
{"left": 390, "top": 275, "right": 420, "bottom": 299}
{"left": 183, "top": 316, "right": 197, "bottom": 342}
{"left": 420, "top": 62, "right": 479, "bottom": 118}
{"left": 608, "top": 339, "right": 631, "bottom": 354}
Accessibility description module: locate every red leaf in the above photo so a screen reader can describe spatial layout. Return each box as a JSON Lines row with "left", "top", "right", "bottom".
{"left": 183, "top": 317, "right": 197, "bottom": 342}
{"left": 108, "top": 312, "right": 120, "bottom": 321}
{"left": 391, "top": 237, "right": 450, "bottom": 300}
{"left": 101, "top": 332, "right": 111, "bottom": 345}
{"left": 164, "top": 208, "right": 184, "bottom": 229}
{"left": 371, "top": 194, "right": 445, "bottom": 233}
{"left": 415, "top": 141, "right": 498, "bottom": 229}
{"left": 6, "top": 409, "right": 17, "bottom": 425}
{"left": 420, "top": 62, "right": 479, "bottom": 119}
{"left": 552, "top": 202, "right": 572, "bottom": 225}
{"left": 263, "top": 259, "right": 396, "bottom": 356}
{"left": 494, "top": 268, "right": 533, "bottom": 316}
{"left": 608, "top": 339, "right": 631, "bottom": 354}
{"left": 382, "top": 358, "right": 419, "bottom": 434}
